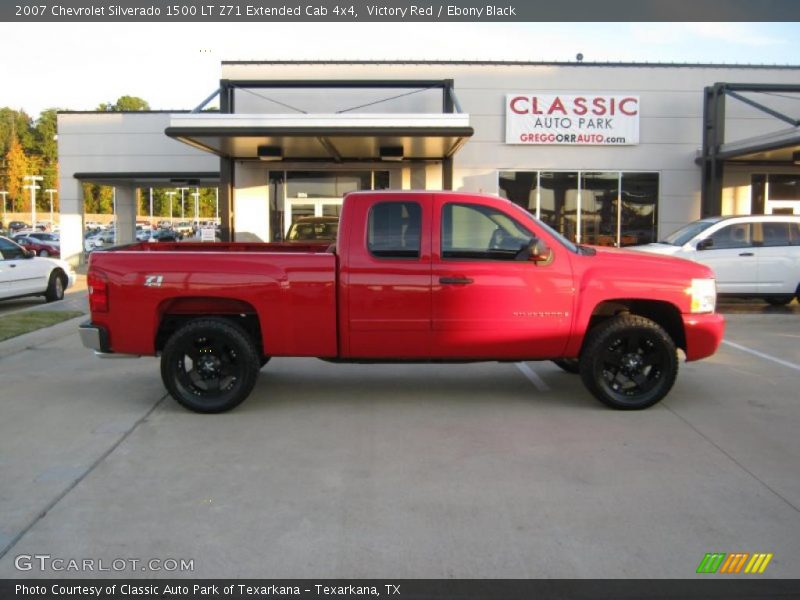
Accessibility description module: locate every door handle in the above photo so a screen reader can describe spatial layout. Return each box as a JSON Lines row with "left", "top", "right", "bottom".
{"left": 439, "top": 276, "right": 474, "bottom": 285}
{"left": 738, "top": 252, "right": 755, "bottom": 257}
{"left": 9, "top": 264, "right": 16, "bottom": 268}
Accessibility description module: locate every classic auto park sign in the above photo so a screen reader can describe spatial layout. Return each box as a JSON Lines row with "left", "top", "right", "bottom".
{"left": 505, "top": 94, "right": 640, "bottom": 145}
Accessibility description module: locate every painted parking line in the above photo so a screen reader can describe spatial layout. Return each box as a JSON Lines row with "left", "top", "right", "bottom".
{"left": 515, "top": 362, "right": 551, "bottom": 392}
{"left": 722, "top": 340, "right": 800, "bottom": 373}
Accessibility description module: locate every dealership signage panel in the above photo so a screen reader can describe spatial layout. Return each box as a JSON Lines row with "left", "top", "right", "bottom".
{"left": 506, "top": 94, "right": 640, "bottom": 145}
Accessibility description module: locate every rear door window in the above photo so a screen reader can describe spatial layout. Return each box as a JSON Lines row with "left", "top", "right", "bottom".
{"left": 367, "top": 202, "right": 422, "bottom": 259}
{"left": 760, "top": 222, "right": 792, "bottom": 247}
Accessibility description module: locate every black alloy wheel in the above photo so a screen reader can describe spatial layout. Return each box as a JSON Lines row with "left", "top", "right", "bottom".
{"left": 161, "top": 318, "right": 260, "bottom": 413}
{"left": 579, "top": 315, "right": 678, "bottom": 410}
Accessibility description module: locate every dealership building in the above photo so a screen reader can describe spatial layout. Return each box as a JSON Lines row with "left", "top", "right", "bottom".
{"left": 57, "top": 60, "right": 800, "bottom": 264}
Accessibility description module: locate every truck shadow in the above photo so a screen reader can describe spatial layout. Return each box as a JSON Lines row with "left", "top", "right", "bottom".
{"left": 242, "top": 360, "right": 595, "bottom": 412}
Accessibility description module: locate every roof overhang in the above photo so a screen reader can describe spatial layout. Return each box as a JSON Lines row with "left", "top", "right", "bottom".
{"left": 165, "top": 113, "right": 473, "bottom": 161}
{"left": 717, "top": 127, "right": 800, "bottom": 165}
{"left": 74, "top": 172, "right": 220, "bottom": 186}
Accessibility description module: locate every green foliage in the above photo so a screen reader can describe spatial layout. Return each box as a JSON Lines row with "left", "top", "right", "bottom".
{"left": 96, "top": 95, "right": 150, "bottom": 111}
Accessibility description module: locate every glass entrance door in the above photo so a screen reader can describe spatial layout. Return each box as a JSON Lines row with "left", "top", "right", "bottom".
{"left": 284, "top": 197, "right": 344, "bottom": 237}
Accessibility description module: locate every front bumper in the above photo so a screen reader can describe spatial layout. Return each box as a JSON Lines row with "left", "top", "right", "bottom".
{"left": 682, "top": 313, "right": 725, "bottom": 361}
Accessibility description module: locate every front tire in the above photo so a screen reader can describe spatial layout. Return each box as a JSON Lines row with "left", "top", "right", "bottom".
{"left": 160, "top": 318, "right": 260, "bottom": 413}
{"left": 39, "top": 249, "right": 50, "bottom": 257}
{"left": 579, "top": 315, "right": 678, "bottom": 410}
{"left": 44, "top": 270, "right": 66, "bottom": 302}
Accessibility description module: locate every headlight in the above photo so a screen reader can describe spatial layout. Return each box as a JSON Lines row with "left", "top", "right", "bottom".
{"left": 687, "top": 278, "right": 716, "bottom": 314}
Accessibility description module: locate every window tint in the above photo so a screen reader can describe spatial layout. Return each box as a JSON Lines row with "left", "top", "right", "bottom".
{"left": 790, "top": 222, "right": 800, "bottom": 246}
{"left": 0, "top": 238, "right": 26, "bottom": 260}
{"left": 761, "top": 222, "right": 791, "bottom": 247}
{"left": 442, "top": 203, "right": 534, "bottom": 260}
{"left": 708, "top": 223, "right": 753, "bottom": 249}
{"left": 367, "top": 202, "right": 422, "bottom": 258}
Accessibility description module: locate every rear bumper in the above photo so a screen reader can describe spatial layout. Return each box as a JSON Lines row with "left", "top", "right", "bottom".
{"left": 682, "top": 313, "right": 725, "bottom": 361}
{"left": 79, "top": 321, "right": 110, "bottom": 352}
{"left": 79, "top": 321, "right": 139, "bottom": 358}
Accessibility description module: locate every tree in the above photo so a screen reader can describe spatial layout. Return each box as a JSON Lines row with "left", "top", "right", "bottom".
{"left": 34, "top": 108, "right": 59, "bottom": 200}
{"left": 0, "top": 108, "right": 34, "bottom": 156}
{"left": 5, "top": 138, "right": 29, "bottom": 211}
{"left": 96, "top": 95, "right": 150, "bottom": 112}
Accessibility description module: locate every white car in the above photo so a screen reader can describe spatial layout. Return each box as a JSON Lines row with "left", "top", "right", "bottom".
{"left": 632, "top": 215, "right": 800, "bottom": 305}
{"left": 0, "top": 236, "right": 76, "bottom": 302}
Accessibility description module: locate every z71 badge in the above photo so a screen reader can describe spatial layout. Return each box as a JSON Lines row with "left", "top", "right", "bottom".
{"left": 144, "top": 275, "right": 163, "bottom": 287}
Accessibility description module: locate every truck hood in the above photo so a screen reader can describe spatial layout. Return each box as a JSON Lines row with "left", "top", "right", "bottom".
{"left": 587, "top": 245, "right": 712, "bottom": 278}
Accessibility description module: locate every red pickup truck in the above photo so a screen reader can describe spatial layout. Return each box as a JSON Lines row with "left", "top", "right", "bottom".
{"left": 80, "top": 191, "right": 724, "bottom": 413}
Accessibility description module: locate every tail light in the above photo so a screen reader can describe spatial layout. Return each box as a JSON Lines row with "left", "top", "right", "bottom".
{"left": 88, "top": 271, "right": 109, "bottom": 313}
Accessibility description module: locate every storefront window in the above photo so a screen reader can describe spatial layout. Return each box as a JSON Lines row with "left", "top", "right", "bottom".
{"left": 753, "top": 174, "right": 800, "bottom": 215}
{"left": 539, "top": 172, "right": 579, "bottom": 242}
{"left": 620, "top": 173, "right": 658, "bottom": 245}
{"left": 499, "top": 170, "right": 659, "bottom": 246}
{"left": 582, "top": 172, "right": 619, "bottom": 246}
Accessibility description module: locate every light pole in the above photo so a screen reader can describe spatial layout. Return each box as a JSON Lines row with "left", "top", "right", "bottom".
{"left": 149, "top": 188, "right": 153, "bottom": 224}
{"left": 0, "top": 191, "right": 8, "bottom": 227}
{"left": 23, "top": 175, "right": 43, "bottom": 229}
{"left": 191, "top": 188, "right": 200, "bottom": 232}
{"left": 165, "top": 191, "right": 177, "bottom": 224}
{"left": 45, "top": 189, "right": 57, "bottom": 229}
{"left": 177, "top": 187, "right": 188, "bottom": 220}
{"left": 215, "top": 187, "right": 219, "bottom": 222}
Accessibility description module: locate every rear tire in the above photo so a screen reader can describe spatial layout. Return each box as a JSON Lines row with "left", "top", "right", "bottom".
{"left": 579, "top": 315, "right": 678, "bottom": 410}
{"left": 44, "top": 270, "right": 66, "bottom": 302}
{"left": 160, "top": 318, "right": 260, "bottom": 413}
{"left": 39, "top": 249, "right": 50, "bottom": 257}
{"left": 764, "top": 295, "right": 793, "bottom": 306}
{"left": 552, "top": 358, "right": 580, "bottom": 374}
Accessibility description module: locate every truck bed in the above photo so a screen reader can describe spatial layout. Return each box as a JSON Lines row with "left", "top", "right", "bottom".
{"left": 88, "top": 242, "right": 338, "bottom": 357}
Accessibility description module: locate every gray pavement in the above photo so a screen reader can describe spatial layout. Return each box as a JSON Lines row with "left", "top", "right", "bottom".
{"left": 0, "top": 309, "right": 798, "bottom": 579}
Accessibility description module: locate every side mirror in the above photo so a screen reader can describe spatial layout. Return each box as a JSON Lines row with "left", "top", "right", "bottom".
{"left": 524, "top": 239, "right": 553, "bottom": 263}
{"left": 697, "top": 238, "right": 714, "bottom": 251}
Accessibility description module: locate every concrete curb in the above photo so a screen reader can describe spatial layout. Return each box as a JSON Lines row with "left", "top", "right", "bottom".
{"left": 0, "top": 315, "right": 87, "bottom": 360}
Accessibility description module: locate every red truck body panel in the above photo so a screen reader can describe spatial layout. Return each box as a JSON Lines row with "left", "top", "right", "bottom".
{"left": 87, "top": 191, "right": 724, "bottom": 363}
{"left": 89, "top": 244, "right": 338, "bottom": 357}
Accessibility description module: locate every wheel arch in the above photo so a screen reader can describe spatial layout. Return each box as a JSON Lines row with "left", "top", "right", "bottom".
{"left": 582, "top": 299, "right": 686, "bottom": 353}
{"left": 154, "top": 297, "right": 264, "bottom": 356}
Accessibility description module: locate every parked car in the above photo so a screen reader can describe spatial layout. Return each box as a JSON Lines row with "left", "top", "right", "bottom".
{"left": 15, "top": 235, "right": 60, "bottom": 258}
{"left": 80, "top": 190, "right": 724, "bottom": 413}
{"left": 85, "top": 230, "right": 115, "bottom": 253}
{"left": 631, "top": 215, "right": 800, "bottom": 305}
{"left": 8, "top": 221, "right": 29, "bottom": 233}
{"left": 285, "top": 216, "right": 339, "bottom": 242}
{"left": 12, "top": 231, "right": 60, "bottom": 245}
{"left": 0, "top": 236, "right": 75, "bottom": 302}
{"left": 173, "top": 221, "right": 194, "bottom": 236}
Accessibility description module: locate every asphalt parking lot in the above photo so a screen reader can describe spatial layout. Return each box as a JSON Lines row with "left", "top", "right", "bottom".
{"left": 0, "top": 302, "right": 798, "bottom": 579}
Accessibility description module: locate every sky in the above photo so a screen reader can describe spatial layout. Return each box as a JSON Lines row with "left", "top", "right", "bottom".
{"left": 0, "top": 21, "right": 798, "bottom": 118}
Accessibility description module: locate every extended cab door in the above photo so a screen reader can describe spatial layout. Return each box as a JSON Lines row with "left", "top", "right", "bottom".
{"left": 342, "top": 195, "right": 433, "bottom": 358}
{"left": 431, "top": 196, "right": 575, "bottom": 359}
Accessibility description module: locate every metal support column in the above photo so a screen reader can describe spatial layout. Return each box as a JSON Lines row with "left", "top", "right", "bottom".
{"left": 701, "top": 83, "right": 726, "bottom": 217}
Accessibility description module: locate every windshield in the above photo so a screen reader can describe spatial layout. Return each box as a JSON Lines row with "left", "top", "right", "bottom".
{"left": 661, "top": 219, "right": 721, "bottom": 246}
